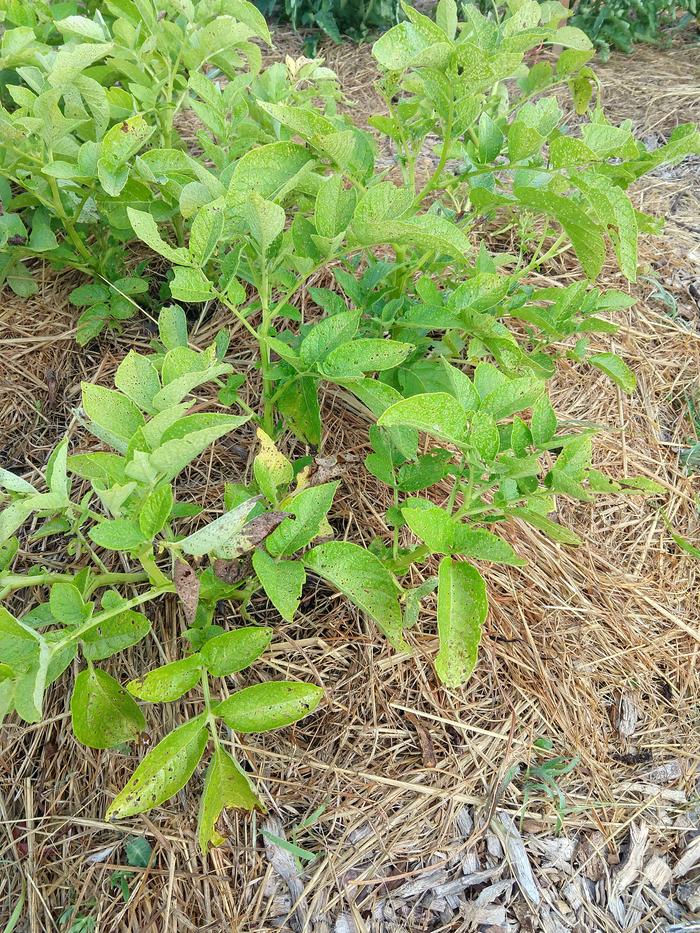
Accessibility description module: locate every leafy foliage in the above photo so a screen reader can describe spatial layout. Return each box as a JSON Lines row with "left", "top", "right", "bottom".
{"left": 1, "top": 0, "right": 697, "bottom": 849}
{"left": 569, "top": 0, "right": 698, "bottom": 59}
{"left": 254, "top": 0, "right": 402, "bottom": 48}
{"left": 0, "top": 307, "right": 329, "bottom": 850}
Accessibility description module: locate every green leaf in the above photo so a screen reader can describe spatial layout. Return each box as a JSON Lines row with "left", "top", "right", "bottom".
{"left": 89, "top": 519, "right": 146, "bottom": 551}
{"left": 436, "top": 0, "right": 458, "bottom": 39}
{"left": 402, "top": 503, "right": 453, "bottom": 554}
{"left": 352, "top": 213, "right": 471, "bottom": 262}
{"left": 222, "top": 0, "right": 271, "bottom": 43}
{"left": 589, "top": 353, "right": 636, "bottom": 393}
{"left": 139, "top": 485, "right": 174, "bottom": 538}
{"left": 82, "top": 383, "right": 145, "bottom": 451}
{"left": 266, "top": 481, "right": 339, "bottom": 558}
{"left": 49, "top": 40, "right": 113, "bottom": 85}
{"left": 554, "top": 435, "right": 593, "bottom": 478}
{"left": 71, "top": 667, "right": 145, "bottom": 749}
{"left": 277, "top": 377, "right": 322, "bottom": 446}
{"left": 55, "top": 15, "right": 107, "bottom": 41}
{"left": 299, "top": 310, "right": 361, "bottom": 366}
{"left": 81, "top": 609, "right": 151, "bottom": 661}
{"left": 98, "top": 116, "right": 154, "bottom": 197}
{"left": 257, "top": 100, "right": 336, "bottom": 141}
{"left": 305, "top": 541, "right": 406, "bottom": 649}
{"left": 373, "top": 20, "right": 449, "bottom": 71}
{"left": 243, "top": 193, "right": 285, "bottom": 255}
{"left": 667, "top": 526, "right": 700, "bottom": 560}
{"left": 513, "top": 187, "right": 606, "bottom": 279}
{"left": 127, "top": 655, "right": 202, "bottom": 702}
{"left": 106, "top": 715, "right": 208, "bottom": 820}
{"left": 198, "top": 748, "right": 264, "bottom": 854}
{"left": 531, "top": 395, "right": 557, "bottom": 447}
{"left": 451, "top": 527, "right": 525, "bottom": 566}
{"left": 509, "top": 507, "right": 581, "bottom": 545}
{"left": 378, "top": 393, "right": 468, "bottom": 445}
{"left": 170, "top": 267, "right": 215, "bottom": 303}
{"left": 551, "top": 26, "right": 594, "bottom": 50}
{"left": 49, "top": 582, "right": 91, "bottom": 627}
{"left": 45, "top": 438, "right": 70, "bottom": 500}
{"left": 190, "top": 204, "right": 224, "bottom": 267}
{"left": 322, "top": 339, "right": 413, "bottom": 377}
{"left": 158, "top": 305, "right": 188, "bottom": 350}
{"left": 177, "top": 497, "right": 259, "bottom": 558}
{"left": 127, "top": 208, "right": 191, "bottom": 265}
{"left": 199, "top": 627, "right": 273, "bottom": 677}
{"left": 149, "top": 420, "right": 249, "bottom": 482}
{"left": 315, "top": 175, "right": 356, "bottom": 238}
{"left": 435, "top": 557, "right": 488, "bottom": 687}
{"left": 115, "top": 352, "right": 161, "bottom": 414}
{"left": 152, "top": 362, "right": 232, "bottom": 410}
{"left": 215, "top": 681, "right": 323, "bottom": 733}
{"left": 0, "top": 468, "right": 37, "bottom": 494}
{"left": 228, "top": 142, "right": 315, "bottom": 199}
{"left": 469, "top": 411, "right": 500, "bottom": 462}
{"left": 252, "top": 550, "right": 306, "bottom": 622}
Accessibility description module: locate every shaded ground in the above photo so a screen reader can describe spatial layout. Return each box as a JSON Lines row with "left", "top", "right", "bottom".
{"left": 0, "top": 34, "right": 699, "bottom": 933}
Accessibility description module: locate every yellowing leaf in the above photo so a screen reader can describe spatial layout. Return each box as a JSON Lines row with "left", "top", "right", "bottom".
{"left": 106, "top": 716, "right": 208, "bottom": 820}
{"left": 198, "top": 748, "right": 264, "bottom": 854}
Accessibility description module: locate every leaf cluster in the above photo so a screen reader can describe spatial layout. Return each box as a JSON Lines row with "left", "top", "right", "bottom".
{"left": 0, "top": 0, "right": 696, "bottom": 849}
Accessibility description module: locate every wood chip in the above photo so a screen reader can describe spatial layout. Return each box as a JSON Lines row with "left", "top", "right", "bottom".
{"left": 673, "top": 835, "right": 700, "bottom": 878}
{"left": 677, "top": 881, "right": 700, "bottom": 912}
{"left": 493, "top": 811, "right": 541, "bottom": 906}
{"left": 643, "top": 854, "right": 672, "bottom": 892}
{"left": 618, "top": 689, "right": 641, "bottom": 739}
{"left": 263, "top": 816, "right": 308, "bottom": 931}
{"left": 618, "top": 780, "right": 687, "bottom": 803}
{"left": 645, "top": 759, "right": 684, "bottom": 783}
{"left": 608, "top": 822, "right": 649, "bottom": 925}
{"left": 392, "top": 868, "right": 447, "bottom": 900}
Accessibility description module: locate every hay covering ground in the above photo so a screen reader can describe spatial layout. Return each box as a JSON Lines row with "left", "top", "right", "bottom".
{"left": 0, "top": 33, "right": 699, "bottom": 933}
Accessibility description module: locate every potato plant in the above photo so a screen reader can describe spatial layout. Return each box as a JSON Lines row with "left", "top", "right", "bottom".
{"left": 0, "top": 0, "right": 341, "bottom": 340}
{"left": 0, "top": 0, "right": 698, "bottom": 848}
{"left": 0, "top": 306, "right": 330, "bottom": 846}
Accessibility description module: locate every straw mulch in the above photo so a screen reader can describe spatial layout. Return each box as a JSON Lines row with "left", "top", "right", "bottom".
{"left": 1, "top": 34, "right": 699, "bottom": 933}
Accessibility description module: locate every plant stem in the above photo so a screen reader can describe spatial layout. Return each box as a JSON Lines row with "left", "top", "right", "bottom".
{"left": 56, "top": 584, "right": 174, "bottom": 650}
{"left": 139, "top": 551, "right": 171, "bottom": 588}
{"left": 201, "top": 669, "right": 221, "bottom": 749}
{"left": 0, "top": 570, "right": 149, "bottom": 601}
{"left": 258, "top": 267, "right": 275, "bottom": 435}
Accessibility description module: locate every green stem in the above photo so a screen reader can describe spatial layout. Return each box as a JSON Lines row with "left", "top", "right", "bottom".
{"left": 139, "top": 552, "right": 171, "bottom": 588}
{"left": 56, "top": 584, "right": 173, "bottom": 650}
{"left": 520, "top": 232, "right": 567, "bottom": 275}
{"left": 201, "top": 669, "right": 221, "bottom": 749}
{"left": 414, "top": 102, "right": 454, "bottom": 206}
{"left": 0, "top": 570, "right": 149, "bottom": 601}
{"left": 47, "top": 176, "right": 94, "bottom": 267}
{"left": 216, "top": 290, "right": 261, "bottom": 342}
{"left": 259, "top": 268, "right": 275, "bottom": 435}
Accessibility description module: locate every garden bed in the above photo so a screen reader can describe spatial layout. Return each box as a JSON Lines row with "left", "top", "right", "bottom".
{"left": 1, "top": 30, "right": 699, "bottom": 933}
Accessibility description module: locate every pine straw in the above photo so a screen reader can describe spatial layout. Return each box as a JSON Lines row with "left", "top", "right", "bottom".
{"left": 1, "top": 37, "right": 700, "bottom": 933}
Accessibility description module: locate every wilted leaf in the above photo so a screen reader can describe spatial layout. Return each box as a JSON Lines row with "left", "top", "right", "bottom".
{"left": 174, "top": 560, "right": 200, "bottom": 625}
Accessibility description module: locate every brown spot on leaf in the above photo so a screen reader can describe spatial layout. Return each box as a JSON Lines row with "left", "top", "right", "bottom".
{"left": 243, "top": 511, "right": 289, "bottom": 545}
{"left": 174, "top": 560, "right": 200, "bottom": 625}
{"left": 214, "top": 554, "right": 252, "bottom": 585}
